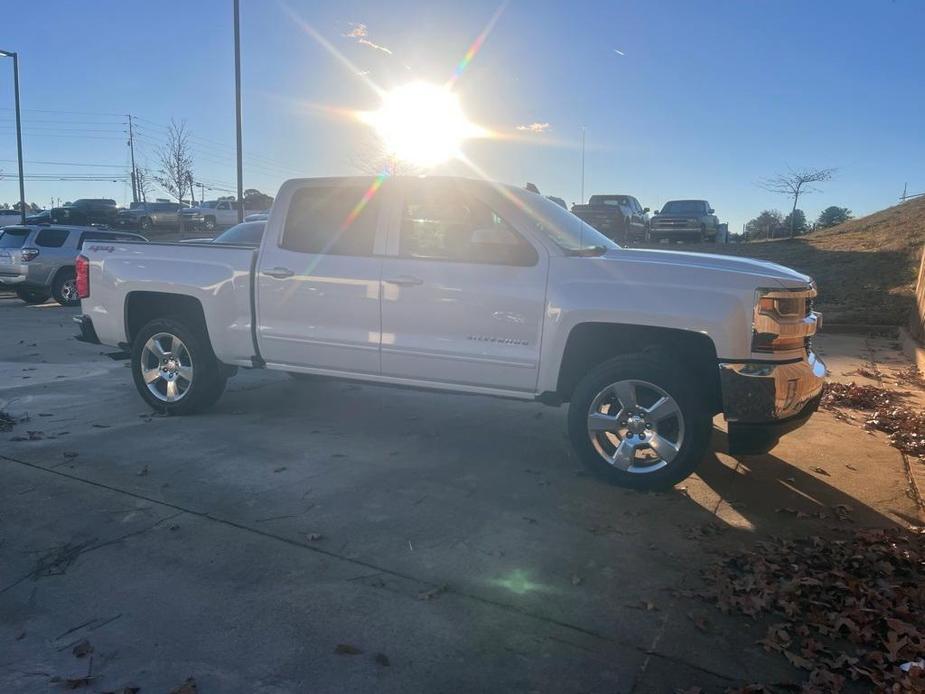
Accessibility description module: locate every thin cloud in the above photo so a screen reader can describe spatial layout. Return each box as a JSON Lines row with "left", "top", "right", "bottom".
{"left": 343, "top": 22, "right": 392, "bottom": 54}
{"left": 516, "top": 122, "right": 551, "bottom": 134}
{"left": 613, "top": 48, "right": 625, "bottom": 56}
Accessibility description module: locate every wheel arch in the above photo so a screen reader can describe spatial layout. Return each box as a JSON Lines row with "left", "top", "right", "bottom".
{"left": 554, "top": 322, "right": 722, "bottom": 412}
{"left": 124, "top": 291, "right": 211, "bottom": 350}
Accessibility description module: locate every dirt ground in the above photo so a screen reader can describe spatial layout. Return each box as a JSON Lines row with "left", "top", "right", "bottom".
{"left": 1, "top": 297, "right": 923, "bottom": 693}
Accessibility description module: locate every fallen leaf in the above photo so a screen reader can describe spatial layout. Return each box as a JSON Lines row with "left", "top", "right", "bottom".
{"left": 571, "top": 574, "right": 582, "bottom": 586}
{"left": 137, "top": 466, "right": 148, "bottom": 477}
{"left": 334, "top": 643, "right": 362, "bottom": 655}
{"left": 305, "top": 533, "right": 323, "bottom": 542}
{"left": 374, "top": 653, "right": 390, "bottom": 666}
{"left": 169, "top": 677, "right": 198, "bottom": 694}
{"left": 810, "top": 466, "right": 830, "bottom": 476}
{"left": 63, "top": 451, "right": 79, "bottom": 459}
{"left": 71, "top": 640, "right": 93, "bottom": 658}
{"left": 417, "top": 584, "right": 448, "bottom": 601}
{"left": 687, "top": 611, "right": 709, "bottom": 632}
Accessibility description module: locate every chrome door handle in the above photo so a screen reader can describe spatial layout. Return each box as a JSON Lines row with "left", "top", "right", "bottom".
{"left": 264, "top": 266, "right": 295, "bottom": 279}
{"left": 384, "top": 275, "right": 423, "bottom": 287}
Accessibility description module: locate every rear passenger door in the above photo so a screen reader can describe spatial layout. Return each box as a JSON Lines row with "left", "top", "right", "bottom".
{"left": 32, "top": 227, "right": 75, "bottom": 284}
{"left": 255, "top": 179, "right": 388, "bottom": 374}
{"left": 378, "top": 179, "right": 547, "bottom": 393}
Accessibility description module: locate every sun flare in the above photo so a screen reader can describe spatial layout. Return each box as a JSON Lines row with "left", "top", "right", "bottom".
{"left": 360, "top": 81, "right": 484, "bottom": 168}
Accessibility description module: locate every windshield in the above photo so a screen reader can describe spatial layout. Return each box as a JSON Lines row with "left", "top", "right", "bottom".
{"left": 0, "top": 227, "right": 30, "bottom": 248}
{"left": 661, "top": 200, "right": 705, "bottom": 215}
{"left": 521, "top": 192, "right": 618, "bottom": 253}
{"left": 212, "top": 221, "right": 265, "bottom": 246}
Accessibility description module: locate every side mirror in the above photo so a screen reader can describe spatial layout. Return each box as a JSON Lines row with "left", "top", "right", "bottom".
{"left": 708, "top": 208, "right": 715, "bottom": 214}
{"left": 643, "top": 207, "right": 650, "bottom": 213}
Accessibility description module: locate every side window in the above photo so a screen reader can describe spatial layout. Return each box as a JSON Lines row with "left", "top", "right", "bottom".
{"left": 217, "top": 201, "right": 230, "bottom": 210}
{"left": 78, "top": 232, "right": 111, "bottom": 248}
{"left": 281, "top": 186, "right": 380, "bottom": 256}
{"left": 399, "top": 185, "right": 538, "bottom": 266}
{"left": 35, "top": 228, "right": 70, "bottom": 248}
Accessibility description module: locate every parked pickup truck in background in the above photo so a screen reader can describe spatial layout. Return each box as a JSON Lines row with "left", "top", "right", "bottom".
{"left": 117, "top": 201, "right": 185, "bottom": 231}
{"left": 179, "top": 200, "right": 261, "bottom": 231}
{"left": 649, "top": 199, "right": 724, "bottom": 243}
{"left": 49, "top": 199, "right": 120, "bottom": 228}
{"left": 75, "top": 176, "right": 824, "bottom": 490}
{"left": 570, "top": 194, "right": 649, "bottom": 244}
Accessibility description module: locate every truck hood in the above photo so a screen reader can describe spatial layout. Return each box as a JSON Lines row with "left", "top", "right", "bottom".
{"left": 610, "top": 247, "right": 811, "bottom": 287}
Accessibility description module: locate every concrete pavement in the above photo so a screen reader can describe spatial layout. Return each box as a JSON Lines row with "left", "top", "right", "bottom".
{"left": 1, "top": 294, "right": 921, "bottom": 693}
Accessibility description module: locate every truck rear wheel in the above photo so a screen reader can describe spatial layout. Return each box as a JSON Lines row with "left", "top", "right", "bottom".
{"left": 131, "top": 316, "right": 226, "bottom": 415}
{"left": 567, "top": 354, "right": 711, "bottom": 490}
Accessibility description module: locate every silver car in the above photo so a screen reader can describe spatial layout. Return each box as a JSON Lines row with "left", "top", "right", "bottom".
{"left": 0, "top": 225, "right": 146, "bottom": 306}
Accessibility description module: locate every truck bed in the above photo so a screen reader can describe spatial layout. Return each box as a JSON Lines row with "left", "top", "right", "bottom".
{"left": 80, "top": 241, "right": 258, "bottom": 365}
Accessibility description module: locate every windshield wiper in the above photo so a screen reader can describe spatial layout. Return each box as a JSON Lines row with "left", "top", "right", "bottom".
{"left": 565, "top": 245, "right": 608, "bottom": 257}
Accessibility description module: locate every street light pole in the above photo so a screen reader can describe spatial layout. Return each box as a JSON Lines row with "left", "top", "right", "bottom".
{"left": 0, "top": 49, "right": 26, "bottom": 224}
{"left": 233, "top": 0, "right": 244, "bottom": 224}
{"left": 580, "top": 126, "right": 586, "bottom": 205}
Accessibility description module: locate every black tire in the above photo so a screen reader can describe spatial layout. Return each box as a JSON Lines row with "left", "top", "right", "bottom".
{"left": 131, "top": 316, "right": 227, "bottom": 415}
{"left": 51, "top": 269, "right": 80, "bottom": 307}
{"left": 567, "top": 354, "right": 712, "bottom": 490}
{"left": 15, "top": 287, "right": 50, "bottom": 304}
{"left": 203, "top": 216, "right": 216, "bottom": 231}
{"left": 139, "top": 216, "right": 152, "bottom": 231}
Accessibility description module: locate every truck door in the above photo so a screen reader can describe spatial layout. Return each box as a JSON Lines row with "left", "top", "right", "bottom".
{"left": 378, "top": 179, "right": 547, "bottom": 393}
{"left": 255, "top": 179, "right": 387, "bottom": 375}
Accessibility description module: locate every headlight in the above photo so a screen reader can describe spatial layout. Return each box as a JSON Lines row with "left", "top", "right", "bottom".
{"left": 752, "top": 284, "right": 820, "bottom": 353}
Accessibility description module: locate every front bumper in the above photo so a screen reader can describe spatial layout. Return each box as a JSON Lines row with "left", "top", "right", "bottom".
{"left": 719, "top": 350, "right": 826, "bottom": 454}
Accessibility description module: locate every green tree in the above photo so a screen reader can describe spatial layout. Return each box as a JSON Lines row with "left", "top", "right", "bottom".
{"left": 783, "top": 209, "right": 807, "bottom": 235}
{"left": 816, "top": 206, "right": 853, "bottom": 229}
{"left": 745, "top": 210, "right": 784, "bottom": 240}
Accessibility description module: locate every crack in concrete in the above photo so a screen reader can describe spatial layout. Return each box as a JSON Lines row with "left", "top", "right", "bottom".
{"left": 0, "top": 453, "right": 740, "bottom": 683}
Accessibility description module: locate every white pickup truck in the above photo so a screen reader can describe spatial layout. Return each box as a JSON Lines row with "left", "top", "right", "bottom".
{"left": 74, "top": 176, "right": 825, "bottom": 489}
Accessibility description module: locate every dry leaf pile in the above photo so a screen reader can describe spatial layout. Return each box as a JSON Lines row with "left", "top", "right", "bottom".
{"left": 695, "top": 528, "right": 925, "bottom": 692}
{"left": 821, "top": 382, "right": 925, "bottom": 457}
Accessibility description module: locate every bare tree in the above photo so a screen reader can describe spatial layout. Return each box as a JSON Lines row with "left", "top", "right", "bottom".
{"left": 759, "top": 167, "right": 835, "bottom": 238}
{"left": 135, "top": 165, "right": 153, "bottom": 203}
{"left": 154, "top": 119, "right": 195, "bottom": 203}
{"left": 349, "top": 134, "right": 422, "bottom": 176}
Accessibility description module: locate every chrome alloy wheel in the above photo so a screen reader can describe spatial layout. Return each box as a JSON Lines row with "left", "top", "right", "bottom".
{"left": 60, "top": 278, "right": 79, "bottom": 303}
{"left": 586, "top": 379, "right": 685, "bottom": 474}
{"left": 140, "top": 332, "right": 194, "bottom": 402}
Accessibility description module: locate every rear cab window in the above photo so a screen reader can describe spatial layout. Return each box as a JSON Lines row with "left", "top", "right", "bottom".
{"left": 282, "top": 185, "right": 381, "bottom": 256}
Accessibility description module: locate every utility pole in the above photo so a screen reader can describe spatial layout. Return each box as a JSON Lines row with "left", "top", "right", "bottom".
{"left": 580, "top": 126, "right": 586, "bottom": 205}
{"left": 233, "top": 0, "right": 244, "bottom": 223}
{"left": 127, "top": 114, "right": 138, "bottom": 203}
{"left": 0, "top": 49, "right": 26, "bottom": 224}
{"left": 199, "top": 182, "right": 205, "bottom": 202}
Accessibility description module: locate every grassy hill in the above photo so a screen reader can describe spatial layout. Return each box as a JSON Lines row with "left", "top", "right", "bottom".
{"left": 648, "top": 196, "right": 925, "bottom": 325}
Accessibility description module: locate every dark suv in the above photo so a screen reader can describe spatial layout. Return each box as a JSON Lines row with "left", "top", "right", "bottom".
{"left": 49, "top": 199, "right": 119, "bottom": 227}
{"left": 0, "top": 225, "right": 145, "bottom": 305}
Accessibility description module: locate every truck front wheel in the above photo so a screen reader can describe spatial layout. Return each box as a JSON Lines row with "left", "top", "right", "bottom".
{"left": 131, "top": 316, "right": 226, "bottom": 414}
{"left": 567, "top": 354, "right": 711, "bottom": 490}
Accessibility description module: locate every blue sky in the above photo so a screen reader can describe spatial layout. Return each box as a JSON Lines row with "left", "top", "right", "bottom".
{"left": 1, "top": 0, "right": 923, "bottom": 231}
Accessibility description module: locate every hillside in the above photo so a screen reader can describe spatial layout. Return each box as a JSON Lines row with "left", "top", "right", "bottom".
{"left": 649, "top": 196, "right": 925, "bottom": 325}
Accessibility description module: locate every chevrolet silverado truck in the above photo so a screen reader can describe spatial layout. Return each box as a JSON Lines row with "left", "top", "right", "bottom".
{"left": 571, "top": 194, "right": 649, "bottom": 244}
{"left": 649, "top": 199, "right": 721, "bottom": 243}
{"left": 74, "top": 176, "right": 824, "bottom": 490}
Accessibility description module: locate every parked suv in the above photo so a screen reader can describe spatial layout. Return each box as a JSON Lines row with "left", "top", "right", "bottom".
{"left": 117, "top": 201, "right": 184, "bottom": 231}
{"left": 49, "top": 199, "right": 120, "bottom": 228}
{"left": 0, "top": 225, "right": 146, "bottom": 305}
{"left": 570, "top": 195, "right": 649, "bottom": 244}
{"left": 649, "top": 200, "right": 721, "bottom": 243}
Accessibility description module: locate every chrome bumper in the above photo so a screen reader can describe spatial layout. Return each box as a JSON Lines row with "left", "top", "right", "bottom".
{"left": 719, "top": 351, "right": 825, "bottom": 422}
{"left": 718, "top": 351, "right": 826, "bottom": 454}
